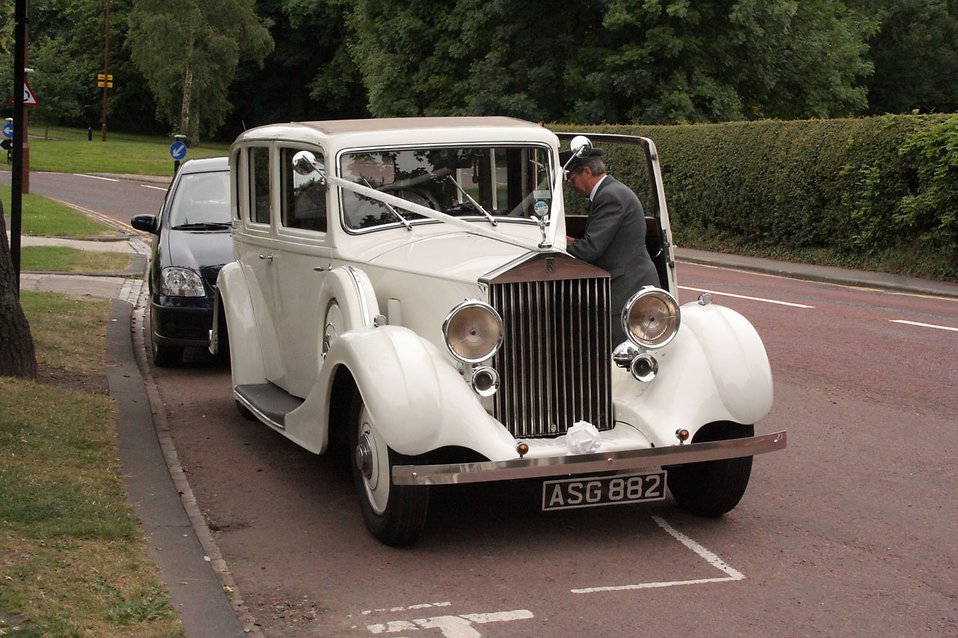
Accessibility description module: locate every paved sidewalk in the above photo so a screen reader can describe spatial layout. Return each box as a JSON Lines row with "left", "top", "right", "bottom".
{"left": 676, "top": 247, "right": 958, "bottom": 299}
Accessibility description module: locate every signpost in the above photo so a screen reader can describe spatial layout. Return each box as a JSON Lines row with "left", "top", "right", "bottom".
{"left": 170, "top": 136, "right": 188, "bottom": 174}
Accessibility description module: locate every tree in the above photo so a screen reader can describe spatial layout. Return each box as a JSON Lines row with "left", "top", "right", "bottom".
{"left": 223, "top": 0, "right": 367, "bottom": 135}
{"left": 862, "top": 0, "right": 958, "bottom": 114}
{"left": 346, "top": 0, "right": 876, "bottom": 124}
{"left": 128, "top": 0, "right": 273, "bottom": 143}
{"left": 0, "top": 202, "right": 37, "bottom": 379}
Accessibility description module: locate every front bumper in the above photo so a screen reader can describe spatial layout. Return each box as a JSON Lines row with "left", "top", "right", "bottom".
{"left": 151, "top": 300, "right": 213, "bottom": 347}
{"left": 392, "top": 431, "right": 786, "bottom": 486}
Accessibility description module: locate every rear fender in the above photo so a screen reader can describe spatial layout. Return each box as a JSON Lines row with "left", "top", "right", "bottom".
{"left": 215, "top": 261, "right": 266, "bottom": 386}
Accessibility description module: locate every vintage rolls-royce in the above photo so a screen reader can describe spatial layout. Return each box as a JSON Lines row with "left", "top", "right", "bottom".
{"left": 212, "top": 117, "right": 786, "bottom": 546}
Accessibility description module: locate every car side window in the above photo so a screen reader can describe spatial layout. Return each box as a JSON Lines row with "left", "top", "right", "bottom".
{"left": 281, "top": 147, "right": 327, "bottom": 233}
{"left": 249, "top": 147, "right": 271, "bottom": 225}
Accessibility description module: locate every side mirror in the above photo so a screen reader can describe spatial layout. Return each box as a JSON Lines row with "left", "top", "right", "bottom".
{"left": 292, "top": 150, "right": 326, "bottom": 186}
{"left": 570, "top": 135, "right": 593, "bottom": 159}
{"left": 130, "top": 214, "right": 158, "bottom": 235}
{"left": 562, "top": 136, "right": 594, "bottom": 172}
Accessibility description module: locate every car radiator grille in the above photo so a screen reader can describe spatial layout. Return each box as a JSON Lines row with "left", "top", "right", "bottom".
{"left": 489, "top": 274, "right": 613, "bottom": 438}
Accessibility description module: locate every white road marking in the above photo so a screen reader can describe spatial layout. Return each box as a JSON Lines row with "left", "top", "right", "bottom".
{"left": 363, "top": 602, "right": 452, "bottom": 615}
{"left": 680, "top": 285, "right": 815, "bottom": 308}
{"left": 141, "top": 184, "right": 167, "bottom": 191}
{"left": 73, "top": 173, "right": 118, "bottom": 182}
{"left": 366, "top": 609, "right": 533, "bottom": 637}
{"left": 890, "top": 319, "right": 958, "bottom": 333}
{"left": 571, "top": 516, "right": 744, "bottom": 594}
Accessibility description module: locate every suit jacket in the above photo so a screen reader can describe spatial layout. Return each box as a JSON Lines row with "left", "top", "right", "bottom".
{"left": 567, "top": 176, "right": 661, "bottom": 340}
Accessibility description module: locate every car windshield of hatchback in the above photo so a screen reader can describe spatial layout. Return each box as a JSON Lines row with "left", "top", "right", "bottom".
{"left": 169, "top": 171, "right": 232, "bottom": 230}
{"left": 339, "top": 145, "right": 554, "bottom": 231}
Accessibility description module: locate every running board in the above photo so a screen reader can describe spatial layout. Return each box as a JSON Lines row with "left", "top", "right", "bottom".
{"left": 234, "top": 383, "right": 304, "bottom": 429}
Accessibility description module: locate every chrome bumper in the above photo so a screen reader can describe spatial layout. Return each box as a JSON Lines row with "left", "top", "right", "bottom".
{"left": 392, "top": 431, "right": 786, "bottom": 486}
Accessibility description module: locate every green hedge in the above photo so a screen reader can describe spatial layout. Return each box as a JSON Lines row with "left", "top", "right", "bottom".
{"left": 555, "top": 114, "right": 958, "bottom": 282}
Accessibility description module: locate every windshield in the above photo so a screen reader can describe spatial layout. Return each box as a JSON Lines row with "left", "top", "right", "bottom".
{"left": 339, "top": 145, "right": 554, "bottom": 230}
{"left": 169, "top": 171, "right": 231, "bottom": 228}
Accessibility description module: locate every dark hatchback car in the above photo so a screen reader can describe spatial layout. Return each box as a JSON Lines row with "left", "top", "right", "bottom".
{"left": 132, "top": 156, "right": 232, "bottom": 366}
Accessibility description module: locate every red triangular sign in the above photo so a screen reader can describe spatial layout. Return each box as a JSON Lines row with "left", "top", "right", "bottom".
{"left": 23, "top": 81, "right": 39, "bottom": 106}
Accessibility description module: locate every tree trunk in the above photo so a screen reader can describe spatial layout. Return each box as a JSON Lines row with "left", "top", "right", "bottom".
{"left": 180, "top": 63, "right": 194, "bottom": 141}
{"left": 0, "top": 201, "right": 38, "bottom": 378}
{"left": 179, "top": 23, "right": 195, "bottom": 142}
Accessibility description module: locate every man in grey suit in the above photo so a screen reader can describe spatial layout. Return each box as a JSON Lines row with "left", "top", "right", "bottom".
{"left": 563, "top": 149, "right": 661, "bottom": 343}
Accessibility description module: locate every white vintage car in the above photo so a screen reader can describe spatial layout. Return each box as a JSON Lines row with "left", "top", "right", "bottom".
{"left": 212, "top": 117, "right": 786, "bottom": 546}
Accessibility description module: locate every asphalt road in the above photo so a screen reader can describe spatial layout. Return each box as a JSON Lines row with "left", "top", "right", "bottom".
{"left": 150, "top": 265, "right": 958, "bottom": 637}
{"left": 13, "top": 171, "right": 958, "bottom": 635}
{"left": 0, "top": 170, "right": 169, "bottom": 223}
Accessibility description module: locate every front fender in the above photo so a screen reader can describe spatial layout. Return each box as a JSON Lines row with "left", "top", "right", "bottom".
{"left": 614, "top": 302, "right": 773, "bottom": 445}
{"left": 285, "top": 325, "right": 516, "bottom": 459}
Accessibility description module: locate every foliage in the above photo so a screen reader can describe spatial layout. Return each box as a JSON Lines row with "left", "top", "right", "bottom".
{"left": 4, "top": 1, "right": 957, "bottom": 138}
{"left": 897, "top": 114, "right": 958, "bottom": 258}
{"left": 347, "top": 0, "right": 875, "bottom": 124}
{"left": 128, "top": 0, "right": 273, "bottom": 143}
{"left": 558, "top": 114, "right": 958, "bottom": 281}
{"left": 862, "top": 0, "right": 958, "bottom": 115}
{"left": 223, "top": 0, "right": 366, "bottom": 136}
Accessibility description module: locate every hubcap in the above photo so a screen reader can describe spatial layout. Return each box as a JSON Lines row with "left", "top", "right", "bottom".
{"left": 356, "top": 434, "right": 374, "bottom": 480}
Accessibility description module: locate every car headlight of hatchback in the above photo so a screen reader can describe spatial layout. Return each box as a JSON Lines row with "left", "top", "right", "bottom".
{"left": 160, "top": 267, "right": 206, "bottom": 297}
{"left": 622, "top": 287, "right": 681, "bottom": 349}
{"left": 442, "top": 300, "right": 503, "bottom": 363}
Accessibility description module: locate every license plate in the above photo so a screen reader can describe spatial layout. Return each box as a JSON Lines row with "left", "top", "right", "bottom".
{"left": 542, "top": 471, "right": 667, "bottom": 511}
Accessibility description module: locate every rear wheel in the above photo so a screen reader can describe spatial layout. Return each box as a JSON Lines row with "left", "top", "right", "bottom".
{"left": 349, "top": 394, "right": 429, "bottom": 546}
{"left": 667, "top": 422, "right": 754, "bottom": 517}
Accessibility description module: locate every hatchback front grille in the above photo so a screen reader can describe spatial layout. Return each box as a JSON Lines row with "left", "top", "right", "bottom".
{"left": 487, "top": 254, "right": 613, "bottom": 438}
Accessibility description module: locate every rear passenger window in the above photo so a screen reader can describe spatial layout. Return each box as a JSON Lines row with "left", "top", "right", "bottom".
{"left": 281, "top": 147, "right": 327, "bottom": 233}
{"left": 249, "top": 147, "right": 271, "bottom": 225}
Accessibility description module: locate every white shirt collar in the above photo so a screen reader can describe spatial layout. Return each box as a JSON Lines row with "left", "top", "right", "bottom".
{"left": 589, "top": 175, "right": 608, "bottom": 202}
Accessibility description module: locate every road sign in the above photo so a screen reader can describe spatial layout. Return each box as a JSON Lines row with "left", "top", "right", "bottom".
{"left": 97, "top": 73, "right": 114, "bottom": 88}
{"left": 2, "top": 123, "right": 12, "bottom": 140}
{"left": 170, "top": 141, "right": 188, "bottom": 161}
{"left": 23, "top": 81, "right": 38, "bottom": 106}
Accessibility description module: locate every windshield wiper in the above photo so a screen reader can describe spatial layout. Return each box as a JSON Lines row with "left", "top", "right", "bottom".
{"left": 172, "top": 222, "right": 232, "bottom": 230}
{"left": 444, "top": 176, "right": 497, "bottom": 226}
{"left": 361, "top": 178, "right": 411, "bottom": 231}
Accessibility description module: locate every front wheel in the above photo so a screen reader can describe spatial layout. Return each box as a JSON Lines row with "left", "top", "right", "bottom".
{"left": 349, "top": 395, "right": 429, "bottom": 546}
{"left": 667, "top": 422, "right": 754, "bottom": 517}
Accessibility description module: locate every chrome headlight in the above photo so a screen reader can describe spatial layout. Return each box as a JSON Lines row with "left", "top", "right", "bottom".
{"left": 622, "top": 287, "right": 681, "bottom": 349}
{"left": 442, "top": 300, "right": 503, "bottom": 363}
{"left": 160, "top": 267, "right": 205, "bottom": 297}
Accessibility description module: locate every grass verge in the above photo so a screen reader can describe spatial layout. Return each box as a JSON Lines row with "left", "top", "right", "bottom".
{"left": 0, "top": 291, "right": 182, "bottom": 638}
{"left": 6, "top": 126, "right": 229, "bottom": 176}
{"left": 1, "top": 183, "right": 116, "bottom": 238}
{"left": 20, "top": 246, "right": 133, "bottom": 274}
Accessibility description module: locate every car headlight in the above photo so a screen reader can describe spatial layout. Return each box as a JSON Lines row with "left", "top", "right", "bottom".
{"left": 442, "top": 301, "right": 503, "bottom": 363}
{"left": 160, "top": 267, "right": 206, "bottom": 297}
{"left": 622, "top": 287, "right": 681, "bottom": 349}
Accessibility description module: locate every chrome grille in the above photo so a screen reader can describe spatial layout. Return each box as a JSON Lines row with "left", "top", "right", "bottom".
{"left": 489, "top": 272, "right": 613, "bottom": 438}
